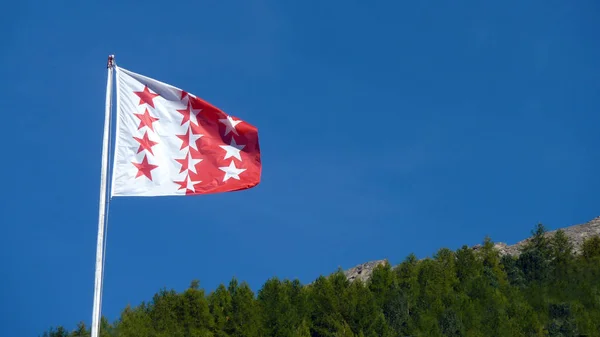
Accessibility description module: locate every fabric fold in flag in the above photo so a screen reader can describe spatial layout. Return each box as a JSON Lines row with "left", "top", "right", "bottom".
{"left": 110, "top": 66, "right": 261, "bottom": 197}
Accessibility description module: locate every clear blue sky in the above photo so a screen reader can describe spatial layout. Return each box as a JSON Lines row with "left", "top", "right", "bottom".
{"left": 1, "top": 0, "right": 599, "bottom": 335}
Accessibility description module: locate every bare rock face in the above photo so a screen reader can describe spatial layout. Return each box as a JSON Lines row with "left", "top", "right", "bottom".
{"left": 343, "top": 260, "right": 387, "bottom": 283}
{"left": 487, "top": 216, "right": 600, "bottom": 257}
{"left": 343, "top": 216, "right": 600, "bottom": 282}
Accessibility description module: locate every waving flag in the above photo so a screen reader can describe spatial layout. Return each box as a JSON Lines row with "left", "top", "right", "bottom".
{"left": 91, "top": 57, "right": 263, "bottom": 337}
{"left": 111, "top": 66, "right": 261, "bottom": 196}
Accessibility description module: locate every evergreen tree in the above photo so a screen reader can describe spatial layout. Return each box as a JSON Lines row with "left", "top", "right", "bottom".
{"left": 117, "top": 303, "right": 153, "bottom": 337}
{"left": 582, "top": 235, "right": 600, "bottom": 261}
{"left": 550, "top": 230, "right": 574, "bottom": 267}
{"left": 308, "top": 275, "right": 347, "bottom": 337}
{"left": 518, "top": 224, "right": 551, "bottom": 284}
{"left": 439, "top": 308, "right": 464, "bottom": 337}
{"left": 208, "top": 284, "right": 232, "bottom": 337}
{"left": 346, "top": 280, "right": 377, "bottom": 336}
{"left": 547, "top": 303, "right": 578, "bottom": 337}
{"left": 70, "top": 322, "right": 90, "bottom": 337}
{"left": 226, "top": 279, "right": 261, "bottom": 337}
{"left": 382, "top": 283, "right": 410, "bottom": 335}
{"left": 500, "top": 254, "right": 525, "bottom": 288}
{"left": 180, "top": 282, "right": 214, "bottom": 337}
{"left": 393, "top": 253, "right": 420, "bottom": 334}
{"left": 149, "top": 288, "right": 185, "bottom": 337}
{"left": 549, "top": 230, "right": 574, "bottom": 297}
{"left": 526, "top": 224, "right": 552, "bottom": 258}
{"left": 292, "top": 319, "right": 311, "bottom": 337}
{"left": 471, "top": 238, "right": 511, "bottom": 336}
{"left": 99, "top": 317, "right": 115, "bottom": 337}
{"left": 368, "top": 262, "right": 395, "bottom": 308}
{"left": 42, "top": 326, "right": 69, "bottom": 337}
{"left": 455, "top": 245, "right": 481, "bottom": 291}
{"left": 287, "top": 279, "right": 309, "bottom": 323}
{"left": 258, "top": 277, "right": 298, "bottom": 337}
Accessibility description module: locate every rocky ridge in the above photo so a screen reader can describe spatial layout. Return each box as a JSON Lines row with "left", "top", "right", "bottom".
{"left": 343, "top": 216, "right": 600, "bottom": 283}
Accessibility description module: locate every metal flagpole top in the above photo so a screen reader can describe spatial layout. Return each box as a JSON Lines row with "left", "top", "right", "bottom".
{"left": 107, "top": 55, "right": 115, "bottom": 68}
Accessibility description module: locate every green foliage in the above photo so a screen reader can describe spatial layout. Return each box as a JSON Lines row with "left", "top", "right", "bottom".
{"left": 547, "top": 303, "right": 579, "bottom": 337}
{"left": 226, "top": 279, "right": 261, "bottom": 337}
{"left": 44, "top": 223, "right": 600, "bottom": 337}
{"left": 70, "top": 322, "right": 90, "bottom": 337}
{"left": 528, "top": 224, "right": 552, "bottom": 256}
{"left": 41, "top": 326, "right": 69, "bottom": 337}
{"left": 258, "top": 277, "right": 305, "bottom": 337}
{"left": 518, "top": 224, "right": 552, "bottom": 284}
{"left": 439, "top": 308, "right": 464, "bottom": 337}
{"left": 582, "top": 235, "right": 600, "bottom": 260}
{"left": 501, "top": 254, "right": 525, "bottom": 288}
{"left": 208, "top": 284, "right": 232, "bottom": 337}
{"left": 117, "top": 304, "right": 152, "bottom": 337}
{"left": 368, "top": 262, "right": 395, "bottom": 308}
{"left": 292, "top": 319, "right": 311, "bottom": 337}
{"left": 551, "top": 230, "right": 574, "bottom": 266}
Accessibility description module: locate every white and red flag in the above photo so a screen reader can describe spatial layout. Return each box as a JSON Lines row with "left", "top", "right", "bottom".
{"left": 110, "top": 66, "right": 261, "bottom": 197}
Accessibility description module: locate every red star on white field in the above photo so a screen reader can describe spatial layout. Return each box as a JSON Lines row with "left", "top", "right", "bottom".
{"left": 134, "top": 108, "right": 159, "bottom": 131}
{"left": 133, "top": 131, "right": 158, "bottom": 155}
{"left": 133, "top": 85, "right": 160, "bottom": 108}
{"left": 175, "top": 151, "right": 203, "bottom": 174}
{"left": 174, "top": 175, "right": 202, "bottom": 193}
{"left": 177, "top": 101, "right": 202, "bottom": 126}
{"left": 176, "top": 127, "right": 203, "bottom": 151}
{"left": 132, "top": 155, "right": 158, "bottom": 180}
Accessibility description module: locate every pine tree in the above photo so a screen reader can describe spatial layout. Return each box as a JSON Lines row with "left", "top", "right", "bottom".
{"left": 180, "top": 281, "right": 214, "bottom": 337}
{"left": 547, "top": 303, "right": 579, "bottom": 337}
{"left": 226, "top": 280, "right": 261, "bottom": 337}
{"left": 526, "top": 223, "right": 552, "bottom": 258}
{"left": 208, "top": 284, "right": 232, "bottom": 337}
{"left": 98, "top": 317, "right": 115, "bottom": 337}
{"left": 394, "top": 253, "right": 419, "bottom": 324}
{"left": 456, "top": 245, "right": 481, "bottom": 291}
{"left": 550, "top": 230, "right": 574, "bottom": 266}
{"left": 549, "top": 229, "right": 574, "bottom": 296}
{"left": 258, "top": 277, "right": 299, "bottom": 337}
{"left": 308, "top": 275, "right": 347, "bottom": 337}
{"left": 287, "top": 279, "right": 309, "bottom": 324}
{"left": 70, "top": 322, "right": 90, "bottom": 337}
{"left": 439, "top": 308, "right": 464, "bottom": 337}
{"left": 345, "top": 280, "right": 375, "bottom": 335}
{"left": 518, "top": 223, "right": 551, "bottom": 284}
{"left": 500, "top": 254, "right": 525, "bottom": 288}
{"left": 582, "top": 235, "right": 600, "bottom": 261}
{"left": 117, "top": 303, "right": 153, "bottom": 337}
{"left": 368, "top": 261, "right": 395, "bottom": 308}
{"left": 382, "top": 283, "right": 410, "bottom": 335}
{"left": 292, "top": 319, "right": 311, "bottom": 337}
{"left": 42, "top": 326, "right": 69, "bottom": 337}
{"left": 150, "top": 288, "right": 185, "bottom": 337}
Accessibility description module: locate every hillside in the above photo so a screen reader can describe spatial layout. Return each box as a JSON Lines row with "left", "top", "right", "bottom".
{"left": 490, "top": 216, "right": 600, "bottom": 256}
{"left": 43, "top": 218, "right": 600, "bottom": 337}
{"left": 344, "top": 216, "right": 600, "bottom": 283}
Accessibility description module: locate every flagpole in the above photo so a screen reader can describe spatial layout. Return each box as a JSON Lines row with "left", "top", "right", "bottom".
{"left": 91, "top": 54, "right": 115, "bottom": 337}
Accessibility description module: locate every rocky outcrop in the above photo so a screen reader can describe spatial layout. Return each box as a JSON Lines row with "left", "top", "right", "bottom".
{"left": 343, "top": 260, "right": 387, "bottom": 283}
{"left": 342, "top": 216, "right": 600, "bottom": 282}
{"left": 473, "top": 216, "right": 600, "bottom": 257}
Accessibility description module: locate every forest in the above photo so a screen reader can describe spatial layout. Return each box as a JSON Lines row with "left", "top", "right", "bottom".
{"left": 43, "top": 223, "right": 600, "bottom": 337}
